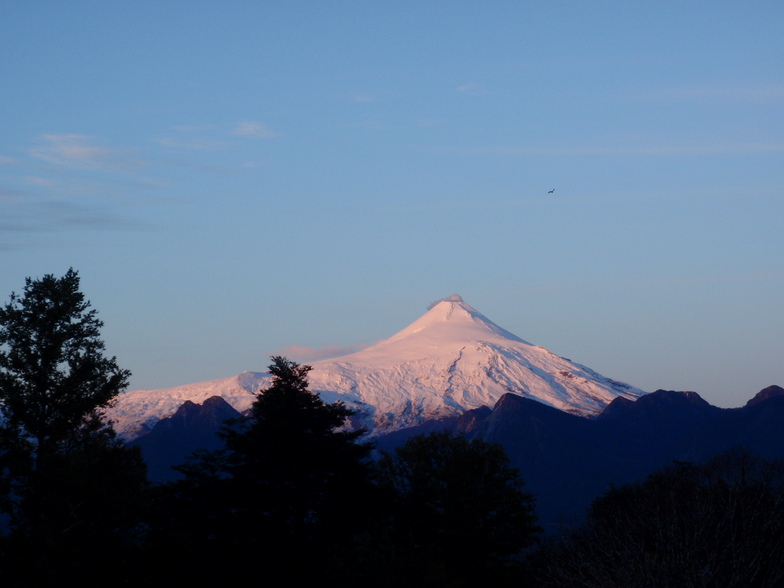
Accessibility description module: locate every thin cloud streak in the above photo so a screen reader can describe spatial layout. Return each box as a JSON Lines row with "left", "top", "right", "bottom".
{"left": 0, "top": 134, "right": 164, "bottom": 250}
{"left": 0, "top": 186, "right": 24, "bottom": 201}
{"left": 154, "top": 120, "right": 279, "bottom": 151}
{"left": 270, "top": 343, "right": 372, "bottom": 363}
{"left": 27, "top": 134, "right": 146, "bottom": 173}
{"left": 232, "top": 121, "right": 279, "bottom": 138}
{"left": 3, "top": 199, "right": 146, "bottom": 233}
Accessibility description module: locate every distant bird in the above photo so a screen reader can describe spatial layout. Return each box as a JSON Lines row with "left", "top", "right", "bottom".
{"left": 548, "top": 188, "right": 555, "bottom": 194}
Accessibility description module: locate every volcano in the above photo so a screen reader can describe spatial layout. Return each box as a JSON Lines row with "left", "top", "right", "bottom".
{"left": 109, "top": 295, "right": 645, "bottom": 439}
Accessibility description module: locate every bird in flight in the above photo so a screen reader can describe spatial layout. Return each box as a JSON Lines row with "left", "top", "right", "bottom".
{"left": 548, "top": 188, "right": 555, "bottom": 194}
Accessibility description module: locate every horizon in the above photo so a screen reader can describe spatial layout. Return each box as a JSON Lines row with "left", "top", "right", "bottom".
{"left": 2, "top": 2, "right": 782, "bottom": 409}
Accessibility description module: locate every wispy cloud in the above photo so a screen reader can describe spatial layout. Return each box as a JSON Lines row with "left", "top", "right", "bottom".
{"left": 269, "top": 343, "right": 371, "bottom": 363}
{"left": 155, "top": 120, "right": 279, "bottom": 152}
{"left": 23, "top": 176, "right": 59, "bottom": 187}
{"left": 0, "top": 193, "right": 144, "bottom": 251}
{"left": 0, "top": 134, "right": 162, "bottom": 250}
{"left": 27, "top": 134, "right": 145, "bottom": 173}
{"left": 232, "top": 121, "right": 279, "bottom": 138}
{"left": 38, "top": 200, "right": 142, "bottom": 229}
{"left": 0, "top": 184, "right": 21, "bottom": 199}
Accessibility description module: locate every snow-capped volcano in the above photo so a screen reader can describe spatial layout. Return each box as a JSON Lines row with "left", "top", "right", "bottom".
{"left": 109, "top": 295, "right": 645, "bottom": 439}
{"left": 307, "top": 294, "right": 644, "bottom": 431}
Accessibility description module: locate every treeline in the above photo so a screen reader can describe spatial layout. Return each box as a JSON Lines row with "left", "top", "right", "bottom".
{"left": 2, "top": 270, "right": 784, "bottom": 587}
{"left": 530, "top": 449, "right": 784, "bottom": 587}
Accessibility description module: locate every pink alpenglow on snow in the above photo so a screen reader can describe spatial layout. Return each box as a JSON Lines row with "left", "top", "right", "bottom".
{"left": 109, "top": 296, "right": 645, "bottom": 439}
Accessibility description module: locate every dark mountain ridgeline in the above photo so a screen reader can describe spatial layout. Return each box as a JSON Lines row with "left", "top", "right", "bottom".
{"left": 132, "top": 396, "right": 242, "bottom": 482}
{"left": 133, "top": 385, "right": 784, "bottom": 532}
{"left": 746, "top": 384, "right": 784, "bottom": 407}
{"left": 462, "top": 387, "right": 784, "bottom": 530}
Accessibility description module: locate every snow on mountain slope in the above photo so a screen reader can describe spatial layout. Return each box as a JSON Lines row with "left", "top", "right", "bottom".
{"left": 307, "top": 295, "right": 644, "bottom": 431}
{"left": 110, "top": 371, "right": 268, "bottom": 440}
{"left": 109, "top": 295, "right": 645, "bottom": 440}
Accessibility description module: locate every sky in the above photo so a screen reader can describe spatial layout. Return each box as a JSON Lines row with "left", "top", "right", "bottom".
{"left": 1, "top": 1, "right": 783, "bottom": 409}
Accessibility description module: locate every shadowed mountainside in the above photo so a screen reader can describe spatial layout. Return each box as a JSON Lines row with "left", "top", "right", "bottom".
{"left": 460, "top": 387, "right": 784, "bottom": 530}
{"left": 135, "top": 384, "right": 784, "bottom": 535}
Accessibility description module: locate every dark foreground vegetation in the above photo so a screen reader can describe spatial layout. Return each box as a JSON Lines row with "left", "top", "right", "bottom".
{"left": 529, "top": 449, "right": 784, "bottom": 587}
{"left": 2, "top": 270, "right": 784, "bottom": 587}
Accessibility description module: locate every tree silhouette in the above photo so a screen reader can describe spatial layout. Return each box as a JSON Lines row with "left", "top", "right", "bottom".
{"left": 152, "top": 356, "right": 375, "bottom": 583}
{"left": 375, "top": 431, "right": 540, "bottom": 584}
{"left": 0, "top": 269, "right": 130, "bottom": 462}
{"left": 0, "top": 269, "right": 146, "bottom": 586}
{"left": 532, "top": 448, "right": 784, "bottom": 587}
{"left": 218, "top": 356, "right": 373, "bottom": 544}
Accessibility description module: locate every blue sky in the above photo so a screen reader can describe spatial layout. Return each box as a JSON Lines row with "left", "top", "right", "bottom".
{"left": 2, "top": 1, "right": 782, "bottom": 408}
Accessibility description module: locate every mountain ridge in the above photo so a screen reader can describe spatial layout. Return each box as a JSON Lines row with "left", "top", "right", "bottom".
{"left": 460, "top": 387, "right": 784, "bottom": 530}
{"left": 133, "top": 384, "right": 784, "bottom": 530}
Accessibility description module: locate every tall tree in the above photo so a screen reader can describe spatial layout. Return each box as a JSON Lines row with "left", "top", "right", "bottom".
{"left": 153, "top": 356, "right": 375, "bottom": 583}
{"left": 219, "top": 356, "right": 373, "bottom": 544}
{"left": 0, "top": 269, "right": 146, "bottom": 586}
{"left": 0, "top": 268, "right": 130, "bottom": 464}
{"left": 375, "top": 431, "right": 541, "bottom": 584}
